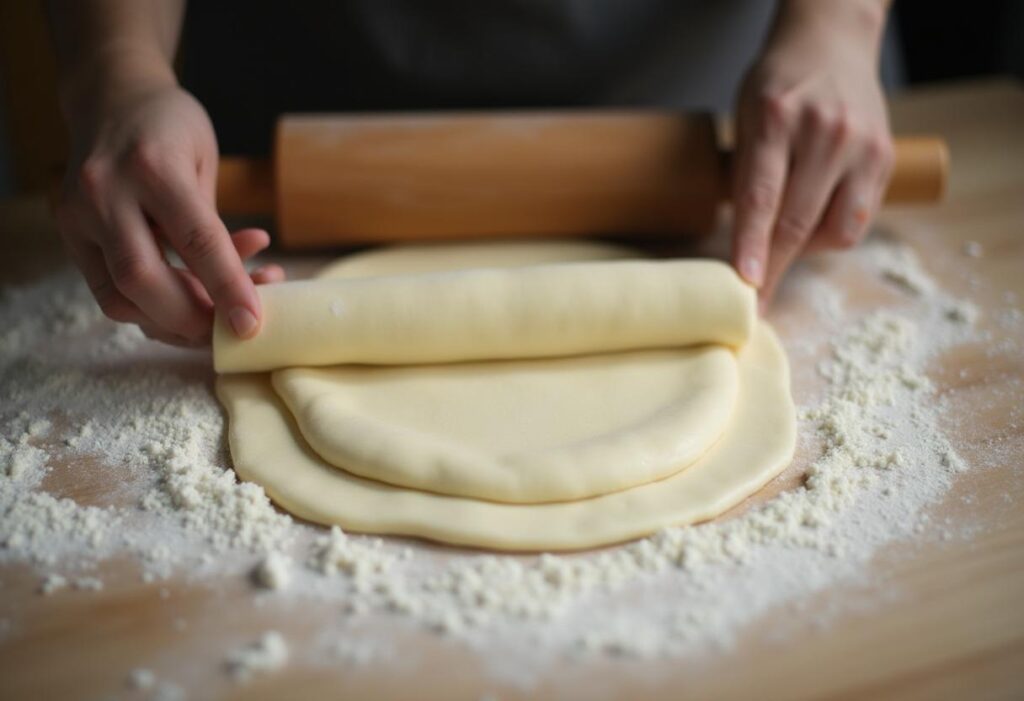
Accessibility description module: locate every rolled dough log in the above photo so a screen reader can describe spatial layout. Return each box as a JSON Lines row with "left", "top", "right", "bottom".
{"left": 214, "top": 256, "right": 756, "bottom": 373}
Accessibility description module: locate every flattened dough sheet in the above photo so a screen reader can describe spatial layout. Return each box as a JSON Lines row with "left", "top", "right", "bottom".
{"left": 217, "top": 322, "right": 794, "bottom": 551}
{"left": 273, "top": 345, "right": 739, "bottom": 503}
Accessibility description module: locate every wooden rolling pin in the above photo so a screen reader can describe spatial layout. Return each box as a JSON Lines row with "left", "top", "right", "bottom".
{"left": 217, "top": 112, "right": 948, "bottom": 249}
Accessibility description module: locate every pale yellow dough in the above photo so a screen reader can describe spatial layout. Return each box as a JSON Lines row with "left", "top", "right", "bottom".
{"left": 272, "top": 242, "right": 740, "bottom": 502}
{"left": 273, "top": 346, "right": 738, "bottom": 503}
{"left": 213, "top": 246, "right": 755, "bottom": 373}
{"left": 215, "top": 241, "right": 795, "bottom": 550}
{"left": 217, "top": 323, "right": 793, "bottom": 551}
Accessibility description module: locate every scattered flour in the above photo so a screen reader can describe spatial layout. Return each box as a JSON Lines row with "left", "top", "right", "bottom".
{"left": 961, "top": 240, "right": 983, "bottom": 258}
{"left": 126, "top": 668, "right": 186, "bottom": 701}
{"left": 73, "top": 576, "right": 104, "bottom": 592}
{"left": 39, "top": 573, "right": 67, "bottom": 595}
{"left": 312, "top": 526, "right": 404, "bottom": 579}
{"left": 0, "top": 237, "right": 1017, "bottom": 694}
{"left": 152, "top": 681, "right": 186, "bottom": 701}
{"left": 225, "top": 631, "right": 290, "bottom": 681}
{"left": 332, "top": 639, "right": 383, "bottom": 665}
{"left": 253, "top": 552, "right": 292, "bottom": 591}
{"left": 136, "top": 402, "right": 293, "bottom": 555}
{"left": 865, "top": 240, "right": 937, "bottom": 296}
{"left": 127, "top": 667, "right": 156, "bottom": 690}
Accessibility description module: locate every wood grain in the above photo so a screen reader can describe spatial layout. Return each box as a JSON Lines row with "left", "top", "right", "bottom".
{"left": 218, "top": 113, "right": 947, "bottom": 248}
{"left": 274, "top": 112, "right": 723, "bottom": 246}
{"left": 0, "top": 79, "right": 1022, "bottom": 701}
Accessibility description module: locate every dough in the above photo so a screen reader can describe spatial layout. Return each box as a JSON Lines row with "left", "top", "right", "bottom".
{"left": 273, "top": 346, "right": 739, "bottom": 503}
{"left": 216, "top": 322, "right": 794, "bottom": 551}
{"left": 213, "top": 252, "right": 755, "bottom": 373}
{"left": 215, "top": 241, "right": 795, "bottom": 550}
{"left": 270, "top": 242, "right": 743, "bottom": 502}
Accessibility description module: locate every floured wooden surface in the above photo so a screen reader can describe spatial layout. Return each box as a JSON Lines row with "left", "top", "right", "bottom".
{"left": 0, "top": 81, "right": 1022, "bottom": 700}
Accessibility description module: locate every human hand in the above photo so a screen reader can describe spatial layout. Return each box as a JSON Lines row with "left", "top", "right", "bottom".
{"left": 56, "top": 79, "right": 284, "bottom": 346}
{"left": 731, "top": 0, "right": 894, "bottom": 306}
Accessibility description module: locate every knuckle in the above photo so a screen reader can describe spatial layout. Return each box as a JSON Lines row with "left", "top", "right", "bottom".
{"left": 76, "top": 157, "right": 108, "bottom": 204}
{"left": 805, "top": 104, "right": 851, "bottom": 143}
{"left": 108, "top": 251, "right": 156, "bottom": 293}
{"left": 863, "top": 133, "right": 895, "bottom": 167}
{"left": 830, "top": 107, "right": 853, "bottom": 142}
{"left": 774, "top": 214, "right": 813, "bottom": 246}
{"left": 805, "top": 103, "right": 830, "bottom": 130}
{"left": 177, "top": 221, "right": 223, "bottom": 262}
{"left": 741, "top": 180, "right": 780, "bottom": 214}
{"left": 98, "top": 298, "right": 134, "bottom": 323}
{"left": 756, "top": 89, "right": 793, "bottom": 131}
{"left": 91, "top": 280, "right": 132, "bottom": 322}
{"left": 127, "top": 139, "right": 170, "bottom": 183}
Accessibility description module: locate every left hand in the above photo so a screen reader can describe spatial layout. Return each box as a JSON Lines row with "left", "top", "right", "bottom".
{"left": 730, "top": 0, "right": 894, "bottom": 305}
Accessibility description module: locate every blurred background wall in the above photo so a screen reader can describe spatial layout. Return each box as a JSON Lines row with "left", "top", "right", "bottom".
{"left": 1, "top": 1, "right": 1021, "bottom": 198}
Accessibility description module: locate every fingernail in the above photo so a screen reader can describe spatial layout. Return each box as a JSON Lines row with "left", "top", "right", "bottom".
{"left": 228, "top": 306, "right": 258, "bottom": 339}
{"left": 740, "top": 256, "right": 763, "bottom": 287}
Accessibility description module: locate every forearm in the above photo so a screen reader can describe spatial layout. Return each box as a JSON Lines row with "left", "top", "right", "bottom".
{"left": 46, "top": 0, "right": 185, "bottom": 126}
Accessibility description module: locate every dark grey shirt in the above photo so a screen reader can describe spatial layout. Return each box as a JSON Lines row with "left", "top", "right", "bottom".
{"left": 181, "top": 1, "right": 899, "bottom": 155}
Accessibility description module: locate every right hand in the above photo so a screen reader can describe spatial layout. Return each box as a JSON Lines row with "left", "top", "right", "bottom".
{"left": 56, "top": 82, "right": 283, "bottom": 346}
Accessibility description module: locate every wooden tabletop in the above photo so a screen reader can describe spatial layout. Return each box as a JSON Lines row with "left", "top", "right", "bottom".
{"left": 1, "top": 79, "right": 1022, "bottom": 700}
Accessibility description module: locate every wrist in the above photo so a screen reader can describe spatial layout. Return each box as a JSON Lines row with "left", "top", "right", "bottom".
{"left": 770, "top": 0, "right": 889, "bottom": 58}
{"left": 58, "top": 43, "right": 177, "bottom": 130}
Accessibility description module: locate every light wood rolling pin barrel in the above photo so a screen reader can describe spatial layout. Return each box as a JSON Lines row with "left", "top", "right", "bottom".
{"left": 216, "top": 112, "right": 949, "bottom": 249}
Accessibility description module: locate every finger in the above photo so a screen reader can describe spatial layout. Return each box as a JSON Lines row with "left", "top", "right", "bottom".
{"left": 807, "top": 135, "right": 893, "bottom": 254}
{"left": 731, "top": 117, "right": 789, "bottom": 289}
{"left": 760, "top": 117, "right": 848, "bottom": 303}
{"left": 63, "top": 228, "right": 146, "bottom": 325}
{"left": 134, "top": 157, "right": 261, "bottom": 339}
{"left": 251, "top": 264, "right": 285, "bottom": 285}
{"left": 193, "top": 131, "right": 220, "bottom": 206}
{"left": 167, "top": 234, "right": 276, "bottom": 313}
{"left": 168, "top": 228, "right": 274, "bottom": 308}
{"left": 138, "top": 320, "right": 205, "bottom": 348}
{"left": 805, "top": 175, "right": 873, "bottom": 253}
{"left": 231, "top": 228, "right": 271, "bottom": 261}
{"left": 147, "top": 225, "right": 269, "bottom": 264}
{"left": 100, "top": 200, "right": 212, "bottom": 341}
{"left": 172, "top": 266, "right": 215, "bottom": 310}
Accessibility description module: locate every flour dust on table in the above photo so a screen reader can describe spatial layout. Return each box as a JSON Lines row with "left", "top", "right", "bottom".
{"left": 0, "top": 234, "right": 1013, "bottom": 693}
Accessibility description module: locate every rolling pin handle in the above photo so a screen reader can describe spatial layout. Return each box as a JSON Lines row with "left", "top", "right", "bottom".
{"left": 216, "top": 156, "right": 276, "bottom": 216}
{"left": 885, "top": 137, "right": 949, "bottom": 203}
